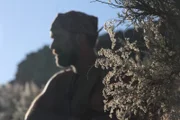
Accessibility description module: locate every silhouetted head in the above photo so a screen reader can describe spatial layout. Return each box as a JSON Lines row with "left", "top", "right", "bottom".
{"left": 50, "top": 11, "right": 98, "bottom": 67}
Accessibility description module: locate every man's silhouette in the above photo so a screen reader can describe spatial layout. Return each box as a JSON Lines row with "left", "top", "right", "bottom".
{"left": 24, "top": 11, "right": 112, "bottom": 120}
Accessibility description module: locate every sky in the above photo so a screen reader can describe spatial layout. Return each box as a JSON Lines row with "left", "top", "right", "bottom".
{"left": 0, "top": 0, "right": 120, "bottom": 84}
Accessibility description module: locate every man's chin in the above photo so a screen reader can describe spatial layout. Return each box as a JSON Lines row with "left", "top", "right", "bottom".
{"left": 55, "top": 58, "right": 70, "bottom": 68}
{"left": 56, "top": 62, "right": 70, "bottom": 68}
{"left": 55, "top": 58, "right": 63, "bottom": 68}
{"left": 55, "top": 54, "right": 74, "bottom": 67}
{"left": 55, "top": 62, "right": 63, "bottom": 68}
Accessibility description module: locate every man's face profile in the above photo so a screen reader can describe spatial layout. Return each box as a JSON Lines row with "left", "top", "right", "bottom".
{"left": 50, "top": 27, "right": 76, "bottom": 67}
{"left": 50, "top": 11, "right": 98, "bottom": 68}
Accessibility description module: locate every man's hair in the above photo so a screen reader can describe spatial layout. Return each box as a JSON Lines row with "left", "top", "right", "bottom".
{"left": 51, "top": 10, "right": 98, "bottom": 48}
{"left": 86, "top": 34, "right": 98, "bottom": 48}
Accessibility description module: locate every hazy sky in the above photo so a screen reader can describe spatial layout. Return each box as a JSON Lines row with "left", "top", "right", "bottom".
{"left": 0, "top": 0, "right": 120, "bottom": 84}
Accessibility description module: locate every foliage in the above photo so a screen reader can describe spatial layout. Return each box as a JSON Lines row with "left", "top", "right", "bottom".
{"left": 0, "top": 82, "right": 41, "bottom": 120}
{"left": 95, "top": 0, "right": 180, "bottom": 120}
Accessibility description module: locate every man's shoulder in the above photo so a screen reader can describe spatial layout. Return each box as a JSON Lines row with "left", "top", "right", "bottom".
{"left": 42, "top": 65, "right": 77, "bottom": 92}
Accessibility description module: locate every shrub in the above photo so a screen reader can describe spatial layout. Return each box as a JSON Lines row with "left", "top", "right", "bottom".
{"left": 95, "top": 0, "right": 180, "bottom": 119}
{"left": 0, "top": 82, "right": 41, "bottom": 120}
